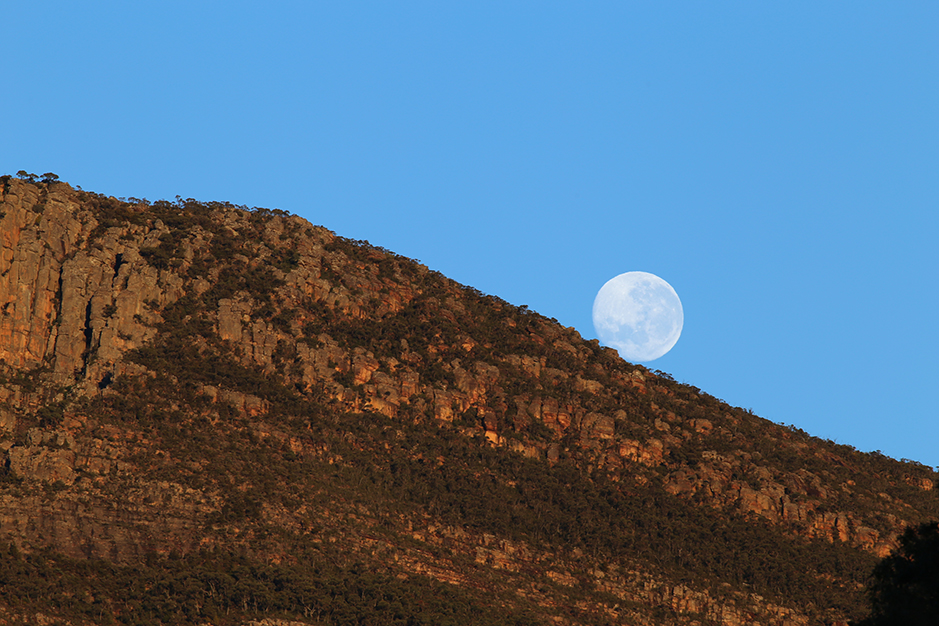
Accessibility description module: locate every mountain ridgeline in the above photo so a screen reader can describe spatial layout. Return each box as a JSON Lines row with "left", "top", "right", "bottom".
{"left": 0, "top": 175, "right": 935, "bottom": 625}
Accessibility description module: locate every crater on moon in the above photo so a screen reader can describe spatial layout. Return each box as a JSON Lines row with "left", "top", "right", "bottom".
{"left": 592, "top": 271, "right": 683, "bottom": 362}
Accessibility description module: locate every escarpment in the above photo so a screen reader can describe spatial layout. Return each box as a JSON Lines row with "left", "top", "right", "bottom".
{"left": 0, "top": 175, "right": 936, "bottom": 626}
{"left": 0, "top": 179, "right": 179, "bottom": 388}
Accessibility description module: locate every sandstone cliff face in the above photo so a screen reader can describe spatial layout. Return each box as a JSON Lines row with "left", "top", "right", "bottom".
{"left": 0, "top": 180, "right": 176, "bottom": 390}
{"left": 0, "top": 176, "right": 934, "bottom": 626}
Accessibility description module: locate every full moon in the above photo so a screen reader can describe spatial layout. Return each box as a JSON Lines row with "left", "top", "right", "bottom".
{"left": 592, "top": 271, "right": 683, "bottom": 362}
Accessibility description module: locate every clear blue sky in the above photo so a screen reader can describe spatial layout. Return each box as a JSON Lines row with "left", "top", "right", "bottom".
{"left": 4, "top": 2, "right": 937, "bottom": 467}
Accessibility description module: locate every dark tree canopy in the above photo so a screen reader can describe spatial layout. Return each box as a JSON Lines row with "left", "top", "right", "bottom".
{"left": 856, "top": 521, "right": 939, "bottom": 625}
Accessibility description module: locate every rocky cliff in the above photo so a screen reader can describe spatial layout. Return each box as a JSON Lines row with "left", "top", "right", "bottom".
{"left": 0, "top": 175, "right": 936, "bottom": 626}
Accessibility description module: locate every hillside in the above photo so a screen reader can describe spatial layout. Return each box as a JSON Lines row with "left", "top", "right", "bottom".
{"left": 0, "top": 174, "right": 936, "bottom": 626}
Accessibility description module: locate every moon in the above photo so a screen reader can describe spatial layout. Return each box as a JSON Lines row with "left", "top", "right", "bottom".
{"left": 592, "top": 271, "right": 683, "bottom": 362}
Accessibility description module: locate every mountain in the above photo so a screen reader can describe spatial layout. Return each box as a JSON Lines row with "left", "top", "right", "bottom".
{"left": 0, "top": 174, "right": 936, "bottom": 626}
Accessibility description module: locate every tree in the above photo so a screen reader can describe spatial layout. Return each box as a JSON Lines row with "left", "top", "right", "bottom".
{"left": 855, "top": 521, "right": 939, "bottom": 625}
